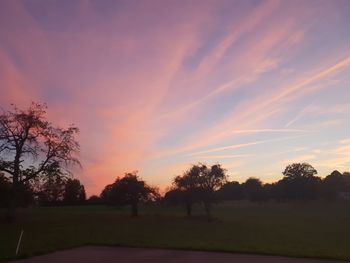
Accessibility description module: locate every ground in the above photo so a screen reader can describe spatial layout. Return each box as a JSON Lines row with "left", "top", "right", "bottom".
{"left": 1, "top": 201, "right": 350, "bottom": 262}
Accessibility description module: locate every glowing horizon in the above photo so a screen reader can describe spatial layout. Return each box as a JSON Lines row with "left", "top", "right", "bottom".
{"left": 1, "top": 0, "right": 350, "bottom": 196}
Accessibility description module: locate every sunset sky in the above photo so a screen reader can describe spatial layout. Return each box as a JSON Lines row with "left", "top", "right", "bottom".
{"left": 1, "top": 0, "right": 350, "bottom": 196}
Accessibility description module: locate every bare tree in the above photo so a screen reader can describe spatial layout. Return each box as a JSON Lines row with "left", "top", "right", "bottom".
{"left": 0, "top": 102, "right": 80, "bottom": 221}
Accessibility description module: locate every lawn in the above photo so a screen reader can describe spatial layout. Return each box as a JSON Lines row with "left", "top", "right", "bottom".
{"left": 1, "top": 201, "right": 350, "bottom": 262}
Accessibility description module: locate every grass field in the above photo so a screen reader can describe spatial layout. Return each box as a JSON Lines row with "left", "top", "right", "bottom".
{"left": 1, "top": 201, "right": 350, "bottom": 262}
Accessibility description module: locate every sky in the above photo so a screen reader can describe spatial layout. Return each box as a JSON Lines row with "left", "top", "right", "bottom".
{"left": 1, "top": 0, "right": 350, "bottom": 196}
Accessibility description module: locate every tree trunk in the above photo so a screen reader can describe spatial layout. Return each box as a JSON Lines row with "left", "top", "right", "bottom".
{"left": 6, "top": 183, "right": 17, "bottom": 223}
{"left": 7, "top": 154, "right": 21, "bottom": 222}
{"left": 131, "top": 202, "right": 138, "bottom": 217}
{"left": 186, "top": 202, "right": 192, "bottom": 216}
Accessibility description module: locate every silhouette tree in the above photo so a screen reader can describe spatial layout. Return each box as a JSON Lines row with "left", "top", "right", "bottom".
{"left": 279, "top": 163, "right": 320, "bottom": 200}
{"left": 163, "top": 188, "right": 185, "bottom": 206}
{"left": 323, "top": 170, "right": 350, "bottom": 200}
{"left": 200, "top": 164, "right": 227, "bottom": 218}
{"left": 283, "top": 163, "right": 318, "bottom": 179}
{"left": 100, "top": 183, "right": 114, "bottom": 205}
{"left": 63, "top": 178, "right": 86, "bottom": 205}
{"left": 101, "top": 172, "right": 158, "bottom": 217}
{"left": 0, "top": 172, "right": 10, "bottom": 208}
{"left": 30, "top": 163, "right": 67, "bottom": 206}
{"left": 263, "top": 183, "right": 277, "bottom": 201}
{"left": 216, "top": 181, "right": 243, "bottom": 201}
{"left": 79, "top": 185, "right": 87, "bottom": 203}
{"left": 40, "top": 175, "right": 67, "bottom": 205}
{"left": 242, "top": 177, "right": 265, "bottom": 202}
{"left": 173, "top": 165, "right": 202, "bottom": 216}
{"left": 0, "top": 102, "right": 80, "bottom": 221}
{"left": 1, "top": 170, "right": 34, "bottom": 208}
{"left": 86, "top": 195, "right": 102, "bottom": 205}
{"left": 172, "top": 163, "right": 227, "bottom": 218}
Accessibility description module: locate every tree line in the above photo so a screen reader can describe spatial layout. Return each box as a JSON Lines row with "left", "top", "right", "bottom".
{"left": 1, "top": 103, "right": 350, "bottom": 221}
{"left": 98, "top": 163, "right": 350, "bottom": 218}
{"left": 0, "top": 172, "right": 86, "bottom": 207}
{"left": 1, "top": 160, "right": 349, "bottom": 219}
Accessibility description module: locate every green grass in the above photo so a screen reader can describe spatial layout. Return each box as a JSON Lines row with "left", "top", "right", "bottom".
{"left": 1, "top": 201, "right": 350, "bottom": 262}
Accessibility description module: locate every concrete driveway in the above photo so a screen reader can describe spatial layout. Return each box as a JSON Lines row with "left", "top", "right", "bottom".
{"left": 13, "top": 246, "right": 346, "bottom": 263}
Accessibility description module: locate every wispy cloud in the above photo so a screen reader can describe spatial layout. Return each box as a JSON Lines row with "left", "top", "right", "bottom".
{"left": 280, "top": 154, "right": 317, "bottom": 166}
{"left": 230, "top": 129, "right": 312, "bottom": 134}
{"left": 157, "top": 55, "right": 350, "bottom": 160}
{"left": 285, "top": 104, "right": 316, "bottom": 128}
{"left": 1, "top": 1, "right": 350, "bottom": 194}
{"left": 286, "top": 103, "right": 350, "bottom": 127}
{"left": 194, "top": 0, "right": 281, "bottom": 77}
{"left": 189, "top": 135, "right": 307, "bottom": 156}
{"left": 196, "top": 154, "right": 254, "bottom": 159}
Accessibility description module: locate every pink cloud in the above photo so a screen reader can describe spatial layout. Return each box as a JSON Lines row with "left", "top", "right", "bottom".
{"left": 1, "top": 0, "right": 350, "bottom": 195}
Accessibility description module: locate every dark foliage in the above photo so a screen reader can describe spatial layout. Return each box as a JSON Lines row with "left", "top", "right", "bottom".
{"left": 30, "top": 168, "right": 68, "bottom": 206}
{"left": 100, "top": 172, "right": 159, "bottom": 216}
{"left": 322, "top": 170, "right": 350, "bottom": 200}
{"left": 86, "top": 195, "right": 102, "bottom": 205}
{"left": 0, "top": 173, "right": 10, "bottom": 207}
{"left": 168, "top": 163, "right": 227, "bottom": 218}
{"left": 63, "top": 178, "right": 86, "bottom": 205}
{"left": 216, "top": 163, "right": 350, "bottom": 203}
{"left": 216, "top": 181, "right": 243, "bottom": 201}
{"left": 242, "top": 177, "right": 266, "bottom": 202}
{"left": 276, "top": 163, "right": 321, "bottom": 200}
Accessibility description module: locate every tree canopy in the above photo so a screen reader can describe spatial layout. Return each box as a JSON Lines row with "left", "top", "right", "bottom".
{"left": 63, "top": 178, "right": 86, "bottom": 205}
{"left": 170, "top": 163, "right": 227, "bottom": 218}
{"left": 101, "top": 172, "right": 159, "bottom": 217}
{"left": 282, "top": 163, "right": 318, "bottom": 180}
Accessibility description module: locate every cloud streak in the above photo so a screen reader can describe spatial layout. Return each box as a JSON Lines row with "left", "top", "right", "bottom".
{"left": 1, "top": 0, "right": 350, "bottom": 194}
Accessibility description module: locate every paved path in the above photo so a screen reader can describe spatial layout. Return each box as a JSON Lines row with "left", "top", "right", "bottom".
{"left": 13, "top": 246, "right": 346, "bottom": 263}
